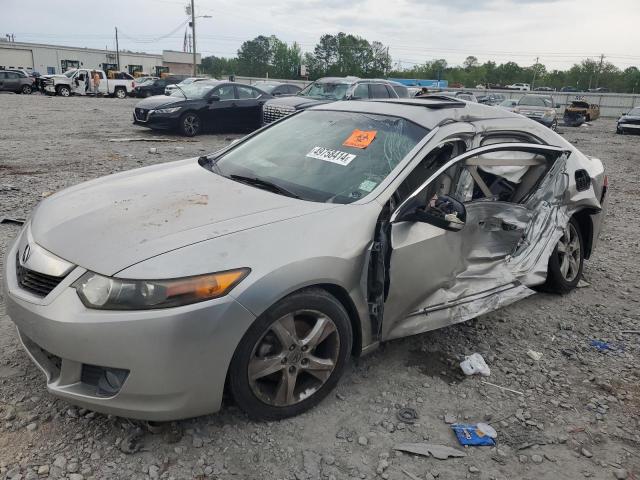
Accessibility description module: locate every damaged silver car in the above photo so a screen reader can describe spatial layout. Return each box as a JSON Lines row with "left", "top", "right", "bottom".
{"left": 2, "top": 96, "right": 607, "bottom": 421}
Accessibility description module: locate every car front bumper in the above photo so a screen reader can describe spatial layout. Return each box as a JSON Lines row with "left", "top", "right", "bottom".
{"left": 132, "top": 111, "right": 182, "bottom": 130}
{"left": 618, "top": 122, "right": 640, "bottom": 132}
{"left": 2, "top": 235, "right": 256, "bottom": 421}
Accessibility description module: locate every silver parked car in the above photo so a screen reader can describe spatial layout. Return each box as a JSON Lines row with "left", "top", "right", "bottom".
{"left": 3, "top": 96, "right": 607, "bottom": 421}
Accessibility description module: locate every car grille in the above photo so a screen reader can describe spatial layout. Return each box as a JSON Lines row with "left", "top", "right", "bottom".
{"left": 621, "top": 118, "right": 640, "bottom": 126}
{"left": 520, "top": 110, "right": 544, "bottom": 118}
{"left": 15, "top": 253, "right": 67, "bottom": 297}
{"left": 262, "top": 104, "right": 296, "bottom": 125}
{"left": 134, "top": 108, "right": 149, "bottom": 122}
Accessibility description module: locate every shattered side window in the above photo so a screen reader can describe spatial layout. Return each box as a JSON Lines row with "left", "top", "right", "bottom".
{"left": 455, "top": 151, "right": 552, "bottom": 204}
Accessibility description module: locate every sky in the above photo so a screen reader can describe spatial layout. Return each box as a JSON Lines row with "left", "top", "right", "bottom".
{"left": 2, "top": 0, "right": 640, "bottom": 71}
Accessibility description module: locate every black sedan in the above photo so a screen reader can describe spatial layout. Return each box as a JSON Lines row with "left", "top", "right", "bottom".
{"left": 133, "top": 81, "right": 272, "bottom": 136}
{"left": 617, "top": 107, "right": 640, "bottom": 134}
{"left": 133, "top": 75, "right": 189, "bottom": 98}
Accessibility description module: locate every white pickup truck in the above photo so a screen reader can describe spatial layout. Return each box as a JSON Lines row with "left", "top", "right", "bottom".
{"left": 43, "top": 69, "right": 135, "bottom": 98}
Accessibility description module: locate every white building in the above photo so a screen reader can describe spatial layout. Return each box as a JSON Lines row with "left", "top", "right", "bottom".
{"left": 0, "top": 40, "right": 200, "bottom": 76}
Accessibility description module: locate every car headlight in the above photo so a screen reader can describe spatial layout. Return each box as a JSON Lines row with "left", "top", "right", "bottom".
{"left": 543, "top": 109, "right": 556, "bottom": 117}
{"left": 153, "top": 107, "right": 181, "bottom": 114}
{"left": 73, "top": 269, "right": 250, "bottom": 310}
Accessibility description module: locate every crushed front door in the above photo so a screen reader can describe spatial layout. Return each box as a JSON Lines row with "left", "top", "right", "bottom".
{"left": 382, "top": 143, "right": 569, "bottom": 340}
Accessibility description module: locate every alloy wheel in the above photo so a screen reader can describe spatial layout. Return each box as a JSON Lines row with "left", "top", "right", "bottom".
{"left": 182, "top": 115, "right": 200, "bottom": 136}
{"left": 115, "top": 88, "right": 126, "bottom": 99}
{"left": 557, "top": 222, "right": 581, "bottom": 282}
{"left": 248, "top": 310, "right": 340, "bottom": 407}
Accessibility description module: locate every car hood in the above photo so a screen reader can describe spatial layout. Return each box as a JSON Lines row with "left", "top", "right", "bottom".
{"left": 135, "top": 96, "right": 185, "bottom": 109}
{"left": 267, "top": 95, "right": 333, "bottom": 110}
{"left": 31, "top": 159, "right": 334, "bottom": 276}
{"left": 516, "top": 105, "right": 552, "bottom": 112}
{"left": 620, "top": 115, "right": 640, "bottom": 122}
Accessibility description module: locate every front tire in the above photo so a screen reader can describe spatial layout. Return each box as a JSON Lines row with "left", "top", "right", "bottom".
{"left": 57, "top": 85, "right": 70, "bottom": 97}
{"left": 179, "top": 112, "right": 201, "bottom": 137}
{"left": 543, "top": 217, "right": 584, "bottom": 293}
{"left": 229, "top": 288, "right": 352, "bottom": 420}
{"left": 21, "top": 84, "right": 32, "bottom": 94}
{"left": 550, "top": 119, "right": 558, "bottom": 131}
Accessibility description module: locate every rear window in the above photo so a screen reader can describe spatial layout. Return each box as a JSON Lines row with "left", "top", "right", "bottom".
{"left": 215, "top": 110, "right": 429, "bottom": 203}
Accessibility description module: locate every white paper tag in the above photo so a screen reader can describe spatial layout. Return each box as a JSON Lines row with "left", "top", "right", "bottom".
{"left": 306, "top": 146, "right": 356, "bottom": 166}
{"left": 359, "top": 180, "right": 377, "bottom": 192}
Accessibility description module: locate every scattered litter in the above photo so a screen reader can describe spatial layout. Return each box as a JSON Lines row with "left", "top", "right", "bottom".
{"left": 451, "top": 423, "right": 496, "bottom": 446}
{"left": 148, "top": 147, "right": 158, "bottom": 154}
{"left": 397, "top": 407, "right": 419, "bottom": 424}
{"left": 577, "top": 279, "right": 591, "bottom": 288}
{"left": 526, "top": 349, "right": 543, "bottom": 361}
{"left": 589, "top": 339, "right": 623, "bottom": 352}
{"left": 580, "top": 123, "right": 591, "bottom": 127}
{"left": 480, "top": 380, "right": 524, "bottom": 396}
{"left": 394, "top": 443, "right": 466, "bottom": 460}
{"left": 0, "top": 217, "right": 25, "bottom": 225}
{"left": 460, "top": 353, "right": 490, "bottom": 377}
{"left": 444, "top": 413, "right": 457, "bottom": 424}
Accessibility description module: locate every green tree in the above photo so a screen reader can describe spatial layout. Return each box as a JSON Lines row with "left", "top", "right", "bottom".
{"left": 237, "top": 35, "right": 273, "bottom": 77}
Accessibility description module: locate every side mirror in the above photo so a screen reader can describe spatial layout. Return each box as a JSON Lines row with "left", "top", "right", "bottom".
{"left": 208, "top": 95, "right": 220, "bottom": 102}
{"left": 396, "top": 195, "right": 466, "bottom": 232}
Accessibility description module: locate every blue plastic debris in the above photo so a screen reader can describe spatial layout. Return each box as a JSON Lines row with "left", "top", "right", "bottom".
{"left": 451, "top": 423, "right": 496, "bottom": 446}
{"left": 590, "top": 340, "right": 612, "bottom": 352}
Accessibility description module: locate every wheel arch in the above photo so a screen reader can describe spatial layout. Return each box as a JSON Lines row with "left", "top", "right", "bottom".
{"left": 573, "top": 209, "right": 595, "bottom": 259}
{"left": 314, "top": 283, "right": 363, "bottom": 357}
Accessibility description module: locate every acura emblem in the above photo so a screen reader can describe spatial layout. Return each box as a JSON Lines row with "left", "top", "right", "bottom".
{"left": 21, "top": 244, "right": 32, "bottom": 264}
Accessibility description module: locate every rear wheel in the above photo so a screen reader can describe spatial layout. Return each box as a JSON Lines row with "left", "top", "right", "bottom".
{"left": 57, "top": 85, "right": 70, "bottom": 97}
{"left": 229, "top": 289, "right": 352, "bottom": 420}
{"left": 114, "top": 87, "right": 126, "bottom": 99}
{"left": 21, "top": 84, "right": 32, "bottom": 94}
{"left": 179, "top": 112, "right": 201, "bottom": 136}
{"left": 543, "top": 217, "right": 584, "bottom": 293}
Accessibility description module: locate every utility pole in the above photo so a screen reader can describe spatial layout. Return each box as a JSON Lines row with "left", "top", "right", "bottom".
{"left": 190, "top": 0, "right": 197, "bottom": 76}
{"left": 596, "top": 53, "right": 605, "bottom": 88}
{"left": 115, "top": 27, "right": 120, "bottom": 71}
{"left": 531, "top": 56, "right": 539, "bottom": 90}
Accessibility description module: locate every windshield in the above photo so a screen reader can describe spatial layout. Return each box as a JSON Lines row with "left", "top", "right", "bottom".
{"left": 299, "top": 81, "right": 350, "bottom": 100}
{"left": 170, "top": 82, "right": 217, "bottom": 99}
{"left": 500, "top": 100, "right": 515, "bottom": 107}
{"left": 64, "top": 70, "right": 77, "bottom": 78}
{"left": 179, "top": 78, "right": 197, "bottom": 85}
{"left": 257, "top": 83, "right": 278, "bottom": 93}
{"left": 518, "top": 95, "right": 552, "bottom": 107}
{"left": 213, "top": 110, "right": 428, "bottom": 203}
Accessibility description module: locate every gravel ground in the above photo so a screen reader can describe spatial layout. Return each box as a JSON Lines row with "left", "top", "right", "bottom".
{"left": 0, "top": 93, "right": 639, "bottom": 480}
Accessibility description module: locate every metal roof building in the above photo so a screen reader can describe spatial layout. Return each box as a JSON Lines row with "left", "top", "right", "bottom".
{"left": 0, "top": 40, "right": 200, "bottom": 76}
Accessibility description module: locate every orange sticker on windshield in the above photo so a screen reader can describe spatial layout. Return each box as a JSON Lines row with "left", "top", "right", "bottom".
{"left": 343, "top": 129, "right": 377, "bottom": 149}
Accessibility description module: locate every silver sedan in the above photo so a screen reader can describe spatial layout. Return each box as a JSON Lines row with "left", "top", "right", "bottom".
{"left": 3, "top": 97, "right": 607, "bottom": 420}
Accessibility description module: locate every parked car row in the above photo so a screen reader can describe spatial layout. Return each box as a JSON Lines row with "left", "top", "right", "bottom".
{"left": 132, "top": 77, "right": 409, "bottom": 136}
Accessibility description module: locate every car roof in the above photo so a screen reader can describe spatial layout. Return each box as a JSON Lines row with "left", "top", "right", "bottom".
{"left": 315, "top": 76, "right": 360, "bottom": 84}
{"left": 309, "top": 97, "right": 517, "bottom": 130}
